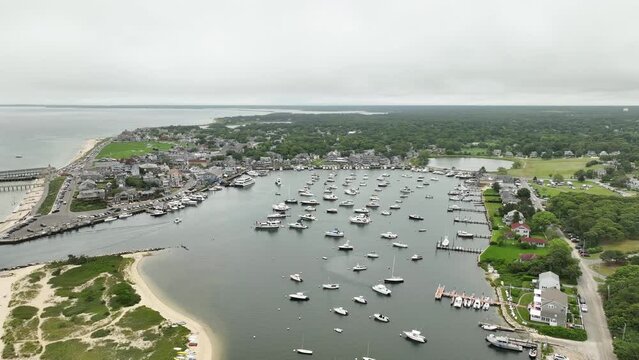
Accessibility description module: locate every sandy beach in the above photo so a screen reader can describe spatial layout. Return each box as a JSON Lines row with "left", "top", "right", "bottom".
{"left": 126, "top": 252, "right": 220, "bottom": 360}
{"left": 69, "top": 138, "right": 100, "bottom": 164}
{"left": 0, "top": 178, "right": 45, "bottom": 235}
{"left": 0, "top": 264, "right": 44, "bottom": 350}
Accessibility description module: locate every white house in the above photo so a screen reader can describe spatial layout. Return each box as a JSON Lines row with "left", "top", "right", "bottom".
{"left": 539, "top": 271, "right": 561, "bottom": 290}
{"left": 530, "top": 287, "right": 568, "bottom": 327}
{"left": 511, "top": 223, "right": 531, "bottom": 237}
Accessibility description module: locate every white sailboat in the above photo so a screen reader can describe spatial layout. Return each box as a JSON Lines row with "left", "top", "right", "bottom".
{"left": 384, "top": 256, "right": 404, "bottom": 283}
{"left": 293, "top": 335, "right": 313, "bottom": 355}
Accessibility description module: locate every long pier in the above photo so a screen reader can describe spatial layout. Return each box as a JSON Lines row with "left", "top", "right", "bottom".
{"left": 436, "top": 242, "right": 483, "bottom": 254}
{"left": 448, "top": 206, "right": 486, "bottom": 213}
{"left": 454, "top": 217, "right": 490, "bottom": 226}
{"left": 0, "top": 168, "right": 50, "bottom": 182}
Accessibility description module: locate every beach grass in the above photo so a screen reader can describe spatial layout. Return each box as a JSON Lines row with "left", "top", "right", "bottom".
{"left": 37, "top": 176, "right": 65, "bottom": 215}
{"left": 507, "top": 158, "right": 602, "bottom": 178}
{"left": 96, "top": 141, "right": 173, "bottom": 160}
{"left": 117, "top": 306, "right": 164, "bottom": 331}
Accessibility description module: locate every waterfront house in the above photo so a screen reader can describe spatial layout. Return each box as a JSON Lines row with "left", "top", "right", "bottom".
{"left": 530, "top": 288, "right": 568, "bottom": 327}
{"left": 539, "top": 271, "right": 560, "bottom": 290}
{"left": 502, "top": 210, "right": 525, "bottom": 225}
{"left": 511, "top": 223, "right": 531, "bottom": 237}
{"left": 521, "top": 237, "right": 547, "bottom": 247}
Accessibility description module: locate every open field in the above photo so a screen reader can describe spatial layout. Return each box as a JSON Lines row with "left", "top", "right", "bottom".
{"left": 96, "top": 141, "right": 173, "bottom": 160}
{"left": 37, "top": 177, "right": 65, "bottom": 215}
{"left": 481, "top": 242, "right": 551, "bottom": 263}
{"left": 70, "top": 198, "right": 107, "bottom": 212}
{"left": 507, "top": 158, "right": 602, "bottom": 178}
{"left": 532, "top": 181, "right": 617, "bottom": 198}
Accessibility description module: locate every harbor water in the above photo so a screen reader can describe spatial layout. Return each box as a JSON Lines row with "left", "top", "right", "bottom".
{"left": 0, "top": 170, "right": 531, "bottom": 359}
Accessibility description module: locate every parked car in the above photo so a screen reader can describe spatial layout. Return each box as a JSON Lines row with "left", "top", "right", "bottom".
{"left": 553, "top": 354, "right": 569, "bottom": 360}
{"left": 581, "top": 304, "right": 588, "bottom": 312}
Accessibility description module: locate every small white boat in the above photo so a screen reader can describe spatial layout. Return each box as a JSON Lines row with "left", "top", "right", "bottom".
{"left": 481, "top": 324, "right": 498, "bottom": 331}
{"left": 299, "top": 191, "right": 314, "bottom": 197}
{"left": 323, "top": 193, "right": 338, "bottom": 201}
{"left": 453, "top": 296, "right": 463, "bottom": 308}
{"left": 441, "top": 235, "right": 450, "bottom": 247}
{"left": 380, "top": 232, "right": 398, "bottom": 239}
{"left": 457, "top": 230, "right": 474, "bottom": 238}
{"left": 300, "top": 199, "right": 320, "bottom": 205}
{"left": 255, "top": 220, "right": 281, "bottom": 230}
{"left": 339, "top": 200, "right": 354, "bottom": 207}
{"left": 304, "top": 206, "right": 317, "bottom": 212}
{"left": 352, "top": 263, "right": 367, "bottom": 271}
{"left": 338, "top": 240, "right": 354, "bottom": 251}
{"left": 353, "top": 208, "right": 369, "bottom": 214}
{"left": 366, "top": 252, "right": 379, "bottom": 259}
{"left": 372, "top": 284, "right": 391, "bottom": 296}
{"left": 392, "top": 242, "right": 408, "bottom": 248}
{"left": 325, "top": 228, "right": 344, "bottom": 238}
{"left": 403, "top": 329, "right": 426, "bottom": 343}
{"left": 323, "top": 283, "right": 340, "bottom": 290}
{"left": 289, "top": 222, "right": 309, "bottom": 229}
{"left": 267, "top": 213, "right": 288, "bottom": 219}
{"left": 118, "top": 212, "right": 133, "bottom": 219}
{"left": 344, "top": 188, "right": 358, "bottom": 196}
{"left": 353, "top": 296, "right": 367, "bottom": 304}
{"left": 289, "top": 292, "right": 309, "bottom": 301}
{"left": 275, "top": 178, "right": 282, "bottom": 186}
{"left": 103, "top": 216, "right": 118, "bottom": 222}
{"left": 373, "top": 313, "right": 389, "bottom": 322}
{"left": 529, "top": 348, "right": 538, "bottom": 358}
{"left": 299, "top": 213, "right": 317, "bottom": 221}
{"left": 294, "top": 348, "right": 313, "bottom": 355}
{"left": 418, "top": 228, "right": 427, "bottom": 232}
{"left": 411, "top": 254, "right": 423, "bottom": 261}
{"left": 332, "top": 307, "right": 348, "bottom": 316}
{"left": 408, "top": 214, "right": 424, "bottom": 220}
{"left": 486, "top": 334, "right": 523, "bottom": 351}
{"left": 389, "top": 204, "right": 400, "bottom": 210}
{"left": 381, "top": 210, "right": 391, "bottom": 216}
{"left": 272, "top": 203, "right": 290, "bottom": 212}
{"left": 326, "top": 208, "right": 338, "bottom": 214}
{"left": 174, "top": 218, "right": 182, "bottom": 224}
{"left": 365, "top": 201, "right": 380, "bottom": 208}
{"left": 473, "top": 298, "right": 482, "bottom": 309}
{"left": 350, "top": 214, "right": 372, "bottom": 224}
{"left": 290, "top": 273, "right": 303, "bottom": 282}
{"left": 334, "top": 328, "right": 343, "bottom": 333}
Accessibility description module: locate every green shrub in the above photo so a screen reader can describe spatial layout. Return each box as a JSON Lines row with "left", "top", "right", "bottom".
{"left": 11, "top": 305, "right": 38, "bottom": 320}
{"left": 90, "top": 329, "right": 111, "bottom": 338}
{"left": 537, "top": 325, "right": 587, "bottom": 341}
{"left": 109, "top": 282, "right": 140, "bottom": 310}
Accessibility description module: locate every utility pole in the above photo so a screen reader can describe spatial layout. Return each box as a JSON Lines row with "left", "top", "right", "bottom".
{"left": 622, "top": 322, "right": 627, "bottom": 341}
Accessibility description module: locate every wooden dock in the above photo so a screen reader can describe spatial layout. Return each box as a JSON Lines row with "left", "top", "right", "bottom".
{"left": 477, "top": 322, "right": 520, "bottom": 333}
{"left": 453, "top": 217, "right": 490, "bottom": 226}
{"left": 436, "top": 242, "right": 483, "bottom": 254}
{"left": 434, "top": 284, "right": 500, "bottom": 306}
{"left": 448, "top": 206, "right": 486, "bottom": 213}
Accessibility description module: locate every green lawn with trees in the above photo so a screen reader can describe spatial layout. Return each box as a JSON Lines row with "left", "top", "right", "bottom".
{"left": 507, "top": 158, "right": 601, "bottom": 178}
{"left": 601, "top": 265, "right": 639, "bottom": 360}
{"left": 96, "top": 141, "right": 173, "bottom": 160}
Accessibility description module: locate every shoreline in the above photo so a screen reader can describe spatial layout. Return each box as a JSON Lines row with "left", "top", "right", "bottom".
{"left": 126, "top": 252, "right": 221, "bottom": 360}
{"left": 68, "top": 137, "right": 100, "bottom": 165}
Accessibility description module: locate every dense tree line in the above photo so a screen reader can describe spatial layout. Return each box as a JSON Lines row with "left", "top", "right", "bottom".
{"left": 507, "top": 241, "right": 582, "bottom": 283}
{"left": 548, "top": 193, "right": 639, "bottom": 247}
{"left": 601, "top": 265, "right": 639, "bottom": 360}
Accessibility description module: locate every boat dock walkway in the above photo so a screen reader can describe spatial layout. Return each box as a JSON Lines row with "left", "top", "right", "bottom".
{"left": 453, "top": 217, "right": 490, "bottom": 226}
{"left": 436, "top": 242, "right": 483, "bottom": 254}
{"left": 448, "top": 206, "right": 487, "bottom": 213}
{"left": 434, "top": 284, "right": 500, "bottom": 306}
{"left": 477, "top": 322, "right": 521, "bottom": 333}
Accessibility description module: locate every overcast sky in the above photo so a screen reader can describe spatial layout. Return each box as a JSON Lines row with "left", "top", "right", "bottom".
{"left": 1, "top": 0, "right": 638, "bottom": 105}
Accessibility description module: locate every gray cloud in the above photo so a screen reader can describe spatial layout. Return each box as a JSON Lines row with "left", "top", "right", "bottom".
{"left": 0, "top": 0, "right": 638, "bottom": 105}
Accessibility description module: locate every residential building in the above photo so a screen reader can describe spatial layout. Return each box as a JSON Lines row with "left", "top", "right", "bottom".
{"left": 530, "top": 288, "right": 568, "bottom": 327}
{"left": 511, "top": 223, "right": 531, "bottom": 237}
{"left": 521, "top": 237, "right": 547, "bottom": 247}
{"left": 539, "top": 271, "right": 560, "bottom": 290}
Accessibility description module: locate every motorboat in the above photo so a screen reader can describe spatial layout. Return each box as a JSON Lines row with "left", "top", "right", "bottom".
{"left": 304, "top": 206, "right": 316, "bottom": 212}
{"left": 284, "top": 199, "right": 298, "bottom": 204}
{"left": 353, "top": 296, "right": 367, "bottom": 304}
{"left": 232, "top": 175, "right": 255, "bottom": 187}
{"left": 350, "top": 214, "right": 372, "bottom": 224}
{"left": 272, "top": 203, "right": 290, "bottom": 212}
{"left": 453, "top": 296, "right": 463, "bottom": 308}
{"left": 373, "top": 313, "right": 390, "bottom": 322}
{"left": 246, "top": 170, "right": 259, "bottom": 177}
{"left": 334, "top": 328, "right": 343, "bottom": 333}
{"left": 254, "top": 220, "right": 281, "bottom": 230}
{"left": 529, "top": 348, "right": 538, "bottom": 359}
{"left": 377, "top": 181, "right": 389, "bottom": 188}
{"left": 486, "top": 334, "right": 523, "bottom": 351}
{"left": 448, "top": 204, "right": 462, "bottom": 212}
{"left": 418, "top": 228, "right": 427, "bottom": 232}
{"left": 441, "top": 236, "right": 450, "bottom": 247}
{"left": 372, "top": 284, "right": 391, "bottom": 296}
{"left": 174, "top": 218, "right": 182, "bottom": 224}
{"left": 352, "top": 263, "right": 367, "bottom": 271}
{"left": 384, "top": 256, "right": 404, "bottom": 283}
{"left": 403, "top": 330, "right": 426, "bottom": 343}
{"left": 323, "top": 283, "right": 340, "bottom": 290}
{"left": 389, "top": 204, "right": 401, "bottom": 210}
{"left": 289, "top": 222, "right": 309, "bottom": 229}
{"left": 380, "top": 232, "right": 398, "bottom": 239}
{"left": 323, "top": 193, "right": 338, "bottom": 201}
{"left": 299, "top": 191, "right": 314, "bottom": 197}
{"left": 326, "top": 208, "right": 338, "bottom": 214}
{"left": 267, "top": 213, "right": 288, "bottom": 219}
{"left": 104, "top": 216, "right": 118, "bottom": 222}
{"left": 299, "top": 214, "right": 317, "bottom": 221}
{"left": 400, "top": 186, "right": 411, "bottom": 194}
{"left": 332, "top": 307, "right": 348, "bottom": 316}
{"left": 294, "top": 348, "right": 313, "bottom": 355}
{"left": 392, "top": 242, "right": 408, "bottom": 248}
{"left": 473, "top": 298, "right": 482, "bottom": 309}
{"left": 339, "top": 200, "right": 355, "bottom": 207}
{"left": 365, "top": 201, "right": 380, "bottom": 208}
{"left": 300, "top": 199, "right": 320, "bottom": 206}
{"left": 338, "top": 240, "right": 354, "bottom": 251}
{"left": 325, "top": 228, "right": 345, "bottom": 238}
{"left": 425, "top": 194, "right": 434, "bottom": 199}
{"left": 290, "top": 273, "right": 303, "bottom": 282}
{"left": 480, "top": 324, "right": 498, "bottom": 331}
{"left": 359, "top": 182, "right": 367, "bottom": 187}
{"left": 457, "top": 230, "right": 474, "bottom": 238}
{"left": 275, "top": 178, "right": 282, "bottom": 186}
{"left": 118, "top": 212, "right": 132, "bottom": 219}
{"left": 430, "top": 177, "right": 439, "bottom": 181}
{"left": 353, "top": 208, "right": 370, "bottom": 214}
{"left": 381, "top": 210, "right": 391, "bottom": 216}
{"left": 149, "top": 209, "right": 166, "bottom": 217}
{"left": 344, "top": 188, "right": 358, "bottom": 196}
{"left": 411, "top": 254, "right": 423, "bottom": 261}
{"left": 483, "top": 297, "right": 491, "bottom": 310}
{"left": 408, "top": 214, "right": 424, "bottom": 220}
{"left": 289, "top": 292, "right": 309, "bottom": 301}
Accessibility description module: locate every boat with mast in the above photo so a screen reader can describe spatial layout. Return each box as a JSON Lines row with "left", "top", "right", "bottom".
{"left": 384, "top": 256, "right": 404, "bottom": 283}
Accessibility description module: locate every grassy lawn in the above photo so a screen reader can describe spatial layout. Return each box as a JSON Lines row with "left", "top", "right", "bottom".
{"left": 507, "top": 158, "right": 602, "bottom": 178}
{"left": 37, "top": 176, "right": 65, "bottom": 215}
{"left": 590, "top": 263, "right": 622, "bottom": 277}
{"left": 481, "top": 242, "right": 550, "bottom": 263}
{"left": 460, "top": 147, "right": 489, "bottom": 156}
{"left": 532, "top": 181, "right": 617, "bottom": 198}
{"left": 96, "top": 141, "right": 173, "bottom": 160}
{"left": 601, "top": 239, "right": 639, "bottom": 254}
{"left": 70, "top": 197, "right": 107, "bottom": 212}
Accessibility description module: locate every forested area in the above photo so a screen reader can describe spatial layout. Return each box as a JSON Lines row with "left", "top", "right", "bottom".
{"left": 548, "top": 193, "right": 639, "bottom": 247}
{"left": 601, "top": 265, "right": 639, "bottom": 360}
{"left": 203, "top": 106, "right": 639, "bottom": 160}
